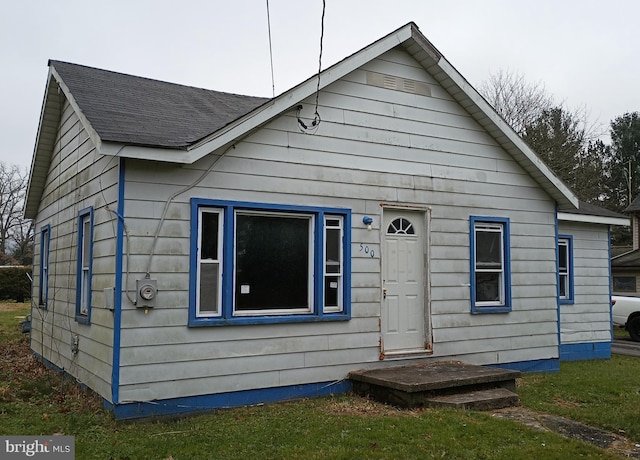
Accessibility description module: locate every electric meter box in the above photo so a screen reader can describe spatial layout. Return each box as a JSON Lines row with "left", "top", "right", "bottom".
{"left": 136, "top": 279, "right": 157, "bottom": 308}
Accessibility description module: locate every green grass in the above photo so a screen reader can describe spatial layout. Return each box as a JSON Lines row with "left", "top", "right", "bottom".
{"left": 518, "top": 355, "right": 640, "bottom": 440}
{"left": 0, "top": 304, "right": 637, "bottom": 459}
{"left": 613, "top": 325, "right": 630, "bottom": 339}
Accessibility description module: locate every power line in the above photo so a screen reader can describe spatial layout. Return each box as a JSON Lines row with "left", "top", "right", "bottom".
{"left": 266, "top": 0, "right": 276, "bottom": 97}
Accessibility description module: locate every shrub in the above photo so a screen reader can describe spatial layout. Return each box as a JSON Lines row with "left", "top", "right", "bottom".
{"left": 0, "top": 266, "right": 31, "bottom": 302}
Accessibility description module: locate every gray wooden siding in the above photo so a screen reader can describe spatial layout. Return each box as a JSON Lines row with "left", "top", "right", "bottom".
{"left": 31, "top": 99, "right": 118, "bottom": 402}
{"left": 116, "top": 46, "right": 561, "bottom": 402}
{"left": 558, "top": 221, "right": 612, "bottom": 344}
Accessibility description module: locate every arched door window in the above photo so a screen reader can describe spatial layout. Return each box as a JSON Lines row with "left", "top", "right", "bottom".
{"left": 387, "top": 217, "right": 415, "bottom": 235}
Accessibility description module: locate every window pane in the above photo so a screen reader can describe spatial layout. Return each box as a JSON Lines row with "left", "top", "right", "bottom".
{"left": 201, "top": 212, "right": 219, "bottom": 260}
{"left": 199, "top": 262, "right": 219, "bottom": 313}
{"left": 614, "top": 276, "right": 636, "bottom": 292}
{"left": 387, "top": 217, "right": 415, "bottom": 235}
{"left": 325, "top": 228, "right": 341, "bottom": 273}
{"left": 476, "top": 230, "right": 501, "bottom": 267}
{"left": 235, "top": 214, "right": 310, "bottom": 310}
{"left": 558, "top": 242, "right": 568, "bottom": 271}
{"left": 82, "top": 218, "right": 91, "bottom": 267}
{"left": 559, "top": 274, "right": 567, "bottom": 298}
{"left": 476, "top": 272, "right": 500, "bottom": 302}
{"left": 81, "top": 270, "right": 89, "bottom": 314}
{"left": 324, "top": 276, "right": 339, "bottom": 308}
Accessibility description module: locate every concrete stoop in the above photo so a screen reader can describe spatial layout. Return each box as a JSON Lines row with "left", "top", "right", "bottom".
{"left": 349, "top": 362, "right": 521, "bottom": 411}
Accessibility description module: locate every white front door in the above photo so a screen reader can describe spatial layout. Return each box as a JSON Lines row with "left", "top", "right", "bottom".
{"left": 382, "top": 209, "right": 427, "bottom": 353}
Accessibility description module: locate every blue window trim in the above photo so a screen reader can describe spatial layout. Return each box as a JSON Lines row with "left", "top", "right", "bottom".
{"left": 189, "top": 199, "right": 351, "bottom": 326}
{"left": 558, "top": 234, "right": 574, "bottom": 305}
{"left": 470, "top": 216, "right": 512, "bottom": 314}
{"left": 39, "top": 224, "right": 51, "bottom": 309}
{"left": 75, "top": 207, "right": 94, "bottom": 324}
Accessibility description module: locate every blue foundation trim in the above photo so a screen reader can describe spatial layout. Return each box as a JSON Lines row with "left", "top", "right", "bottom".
{"left": 560, "top": 342, "right": 611, "bottom": 361}
{"left": 107, "top": 380, "right": 352, "bottom": 420}
{"left": 488, "top": 358, "right": 560, "bottom": 373}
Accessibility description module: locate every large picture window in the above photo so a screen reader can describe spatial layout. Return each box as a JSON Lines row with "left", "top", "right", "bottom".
{"left": 558, "top": 236, "right": 574, "bottom": 303}
{"left": 470, "top": 216, "right": 511, "bottom": 313}
{"left": 190, "top": 199, "right": 351, "bottom": 326}
{"left": 76, "top": 208, "right": 93, "bottom": 324}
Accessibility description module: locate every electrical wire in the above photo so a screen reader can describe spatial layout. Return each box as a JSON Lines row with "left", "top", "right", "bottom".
{"left": 145, "top": 144, "right": 235, "bottom": 276}
{"left": 266, "top": 0, "right": 276, "bottom": 97}
{"left": 297, "top": 0, "right": 326, "bottom": 134}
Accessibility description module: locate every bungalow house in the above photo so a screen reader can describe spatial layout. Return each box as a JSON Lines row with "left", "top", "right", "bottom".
{"left": 612, "top": 196, "right": 640, "bottom": 295}
{"left": 25, "top": 22, "right": 627, "bottom": 419}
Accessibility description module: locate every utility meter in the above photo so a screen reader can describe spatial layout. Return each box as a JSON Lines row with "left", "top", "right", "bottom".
{"left": 136, "top": 279, "right": 157, "bottom": 309}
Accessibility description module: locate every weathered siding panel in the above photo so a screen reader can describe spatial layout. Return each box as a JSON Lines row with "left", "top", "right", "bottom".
{"left": 31, "top": 99, "right": 118, "bottom": 402}
{"left": 116, "top": 48, "right": 560, "bottom": 402}
{"left": 559, "top": 221, "right": 612, "bottom": 345}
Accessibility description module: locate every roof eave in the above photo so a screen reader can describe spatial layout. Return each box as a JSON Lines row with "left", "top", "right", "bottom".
{"left": 25, "top": 71, "right": 60, "bottom": 219}
{"left": 557, "top": 212, "right": 630, "bottom": 226}
{"left": 25, "top": 63, "right": 107, "bottom": 219}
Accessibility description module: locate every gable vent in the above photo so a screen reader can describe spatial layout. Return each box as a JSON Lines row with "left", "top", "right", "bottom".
{"left": 366, "top": 71, "right": 431, "bottom": 97}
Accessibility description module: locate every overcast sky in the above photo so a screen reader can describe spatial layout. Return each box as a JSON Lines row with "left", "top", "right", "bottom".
{"left": 2, "top": 0, "right": 639, "bottom": 168}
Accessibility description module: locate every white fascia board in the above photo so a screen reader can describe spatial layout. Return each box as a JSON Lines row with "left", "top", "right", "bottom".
{"left": 435, "top": 58, "right": 579, "bottom": 210}
{"left": 558, "top": 212, "right": 630, "bottom": 226}
{"left": 99, "top": 142, "right": 193, "bottom": 163}
{"left": 50, "top": 66, "right": 103, "bottom": 154}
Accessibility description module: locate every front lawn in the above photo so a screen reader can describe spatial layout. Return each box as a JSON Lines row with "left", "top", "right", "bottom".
{"left": 1, "top": 304, "right": 637, "bottom": 459}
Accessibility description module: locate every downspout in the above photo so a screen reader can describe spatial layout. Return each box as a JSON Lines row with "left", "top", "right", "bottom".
{"left": 555, "top": 203, "right": 561, "bottom": 355}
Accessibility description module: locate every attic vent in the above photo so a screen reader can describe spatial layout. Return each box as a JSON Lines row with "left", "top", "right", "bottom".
{"left": 366, "top": 71, "right": 431, "bottom": 97}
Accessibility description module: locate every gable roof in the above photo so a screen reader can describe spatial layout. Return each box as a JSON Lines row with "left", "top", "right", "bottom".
{"left": 26, "top": 22, "right": 580, "bottom": 218}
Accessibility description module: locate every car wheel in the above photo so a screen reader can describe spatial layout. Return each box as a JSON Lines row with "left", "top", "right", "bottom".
{"left": 628, "top": 316, "right": 640, "bottom": 342}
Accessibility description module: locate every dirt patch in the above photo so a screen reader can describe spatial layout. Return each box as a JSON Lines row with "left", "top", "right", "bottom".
{"left": 0, "top": 302, "right": 29, "bottom": 313}
{"left": 493, "top": 407, "right": 640, "bottom": 458}
{"left": 0, "top": 335, "right": 103, "bottom": 413}
{"left": 324, "top": 394, "right": 421, "bottom": 418}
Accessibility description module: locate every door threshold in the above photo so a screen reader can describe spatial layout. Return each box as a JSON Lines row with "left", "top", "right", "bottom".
{"left": 382, "top": 348, "right": 434, "bottom": 360}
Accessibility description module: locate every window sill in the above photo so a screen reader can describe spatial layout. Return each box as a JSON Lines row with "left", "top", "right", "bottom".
{"left": 189, "top": 313, "right": 350, "bottom": 327}
{"left": 75, "top": 315, "right": 90, "bottom": 325}
{"left": 471, "top": 306, "right": 511, "bottom": 314}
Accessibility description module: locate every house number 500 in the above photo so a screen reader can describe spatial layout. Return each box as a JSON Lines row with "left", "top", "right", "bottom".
{"left": 359, "top": 243, "right": 375, "bottom": 258}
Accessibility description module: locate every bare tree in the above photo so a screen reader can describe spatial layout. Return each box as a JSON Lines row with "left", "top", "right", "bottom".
{"left": 11, "top": 218, "right": 33, "bottom": 265}
{"left": 0, "top": 163, "right": 31, "bottom": 263}
{"left": 478, "top": 69, "right": 555, "bottom": 135}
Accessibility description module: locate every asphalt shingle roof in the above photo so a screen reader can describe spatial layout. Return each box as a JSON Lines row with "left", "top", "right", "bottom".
{"left": 50, "top": 60, "right": 270, "bottom": 148}
{"left": 562, "top": 200, "right": 627, "bottom": 219}
{"left": 625, "top": 195, "right": 640, "bottom": 213}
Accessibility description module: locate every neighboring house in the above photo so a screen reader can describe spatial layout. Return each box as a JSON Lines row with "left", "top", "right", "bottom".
{"left": 25, "top": 22, "right": 627, "bottom": 419}
{"left": 612, "top": 196, "right": 640, "bottom": 295}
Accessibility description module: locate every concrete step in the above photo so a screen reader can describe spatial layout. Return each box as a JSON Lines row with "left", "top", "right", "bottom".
{"left": 425, "top": 387, "right": 520, "bottom": 411}
{"left": 349, "top": 362, "right": 521, "bottom": 410}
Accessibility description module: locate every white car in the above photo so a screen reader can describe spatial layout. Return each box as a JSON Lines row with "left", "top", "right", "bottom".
{"left": 612, "top": 295, "right": 640, "bottom": 342}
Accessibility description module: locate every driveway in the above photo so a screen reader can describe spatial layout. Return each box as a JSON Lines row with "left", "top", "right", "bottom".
{"left": 612, "top": 337, "right": 640, "bottom": 357}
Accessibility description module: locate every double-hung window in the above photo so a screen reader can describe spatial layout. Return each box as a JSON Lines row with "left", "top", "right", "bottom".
{"left": 39, "top": 225, "right": 50, "bottom": 308}
{"left": 76, "top": 208, "right": 94, "bottom": 324}
{"left": 190, "top": 199, "right": 350, "bottom": 326}
{"left": 470, "top": 216, "right": 511, "bottom": 313}
{"left": 558, "top": 235, "right": 574, "bottom": 303}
